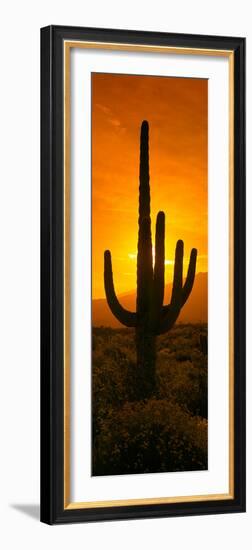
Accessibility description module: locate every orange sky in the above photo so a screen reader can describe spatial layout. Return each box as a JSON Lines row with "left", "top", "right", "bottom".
{"left": 92, "top": 73, "right": 208, "bottom": 299}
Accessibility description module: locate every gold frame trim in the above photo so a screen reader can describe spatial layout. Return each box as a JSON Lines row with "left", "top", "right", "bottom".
{"left": 63, "top": 40, "right": 234, "bottom": 509}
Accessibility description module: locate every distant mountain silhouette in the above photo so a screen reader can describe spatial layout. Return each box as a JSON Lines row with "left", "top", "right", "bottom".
{"left": 92, "top": 272, "right": 207, "bottom": 327}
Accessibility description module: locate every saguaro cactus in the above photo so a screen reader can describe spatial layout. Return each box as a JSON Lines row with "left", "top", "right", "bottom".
{"left": 104, "top": 121, "right": 197, "bottom": 397}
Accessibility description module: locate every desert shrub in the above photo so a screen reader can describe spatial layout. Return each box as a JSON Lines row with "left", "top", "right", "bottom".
{"left": 92, "top": 329, "right": 139, "bottom": 436}
{"left": 157, "top": 354, "right": 207, "bottom": 418}
{"left": 93, "top": 399, "right": 207, "bottom": 476}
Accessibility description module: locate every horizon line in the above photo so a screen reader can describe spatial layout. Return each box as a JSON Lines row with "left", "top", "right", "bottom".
{"left": 93, "top": 270, "right": 208, "bottom": 301}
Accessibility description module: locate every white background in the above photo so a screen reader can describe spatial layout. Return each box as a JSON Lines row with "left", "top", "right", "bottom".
{"left": 0, "top": 1, "right": 250, "bottom": 549}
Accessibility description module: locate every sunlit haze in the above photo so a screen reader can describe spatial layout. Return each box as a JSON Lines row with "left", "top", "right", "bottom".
{"left": 92, "top": 73, "right": 208, "bottom": 299}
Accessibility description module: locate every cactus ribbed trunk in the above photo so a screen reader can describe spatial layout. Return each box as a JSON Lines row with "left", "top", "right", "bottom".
{"left": 104, "top": 120, "right": 197, "bottom": 400}
{"left": 136, "top": 121, "right": 155, "bottom": 395}
{"left": 136, "top": 327, "right": 156, "bottom": 397}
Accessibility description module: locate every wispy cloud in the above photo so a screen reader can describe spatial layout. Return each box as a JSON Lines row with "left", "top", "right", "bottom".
{"left": 95, "top": 103, "right": 111, "bottom": 115}
{"left": 95, "top": 103, "right": 125, "bottom": 133}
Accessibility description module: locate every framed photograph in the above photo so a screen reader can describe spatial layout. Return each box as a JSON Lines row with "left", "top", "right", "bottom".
{"left": 41, "top": 26, "right": 245, "bottom": 524}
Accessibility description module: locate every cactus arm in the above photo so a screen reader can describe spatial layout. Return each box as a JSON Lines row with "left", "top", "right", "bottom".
{"left": 170, "top": 239, "right": 184, "bottom": 307}
{"left": 155, "top": 240, "right": 183, "bottom": 335}
{"left": 156, "top": 304, "right": 181, "bottom": 335}
{"left": 153, "top": 211, "right": 165, "bottom": 308}
{"left": 182, "top": 248, "right": 197, "bottom": 304}
{"left": 156, "top": 242, "right": 197, "bottom": 336}
{"left": 104, "top": 250, "right": 137, "bottom": 327}
{"left": 150, "top": 211, "right": 165, "bottom": 328}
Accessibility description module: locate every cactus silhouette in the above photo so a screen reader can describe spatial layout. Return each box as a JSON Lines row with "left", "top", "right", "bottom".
{"left": 104, "top": 120, "right": 197, "bottom": 397}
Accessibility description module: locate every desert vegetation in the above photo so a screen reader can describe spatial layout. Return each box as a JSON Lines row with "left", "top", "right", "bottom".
{"left": 92, "top": 324, "right": 208, "bottom": 476}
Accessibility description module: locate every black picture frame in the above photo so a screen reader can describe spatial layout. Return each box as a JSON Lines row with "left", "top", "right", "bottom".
{"left": 41, "top": 25, "right": 246, "bottom": 524}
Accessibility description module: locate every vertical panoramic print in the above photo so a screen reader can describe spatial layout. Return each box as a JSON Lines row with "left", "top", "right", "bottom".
{"left": 91, "top": 73, "right": 208, "bottom": 476}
